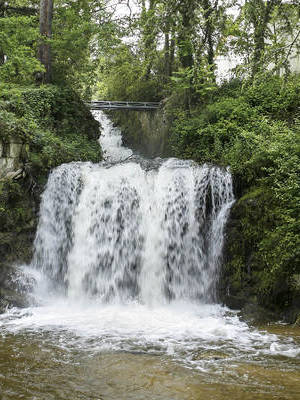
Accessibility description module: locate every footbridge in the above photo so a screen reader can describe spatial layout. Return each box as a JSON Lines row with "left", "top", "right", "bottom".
{"left": 87, "top": 101, "right": 160, "bottom": 111}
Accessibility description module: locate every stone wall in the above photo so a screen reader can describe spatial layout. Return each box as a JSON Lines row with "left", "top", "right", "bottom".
{"left": 110, "top": 107, "right": 172, "bottom": 158}
{"left": 0, "top": 137, "right": 27, "bottom": 180}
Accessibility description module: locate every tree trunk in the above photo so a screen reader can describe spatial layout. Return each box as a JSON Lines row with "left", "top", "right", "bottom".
{"left": 251, "top": 0, "right": 280, "bottom": 77}
{"left": 0, "top": 0, "right": 5, "bottom": 66}
{"left": 177, "top": 2, "right": 194, "bottom": 69}
{"left": 142, "top": 0, "right": 157, "bottom": 80}
{"left": 169, "top": 29, "right": 175, "bottom": 76}
{"left": 164, "top": 32, "right": 170, "bottom": 78}
{"left": 202, "top": 0, "right": 215, "bottom": 68}
{"left": 38, "top": 0, "right": 53, "bottom": 83}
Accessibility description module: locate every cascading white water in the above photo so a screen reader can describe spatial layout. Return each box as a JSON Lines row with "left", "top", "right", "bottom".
{"left": 97, "top": 111, "right": 133, "bottom": 162}
{"left": 32, "top": 163, "right": 82, "bottom": 289}
{"left": 32, "top": 147, "right": 234, "bottom": 305}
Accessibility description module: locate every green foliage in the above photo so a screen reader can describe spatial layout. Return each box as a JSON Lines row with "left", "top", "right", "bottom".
{"left": 170, "top": 74, "right": 300, "bottom": 309}
{"left": 0, "top": 84, "right": 101, "bottom": 174}
{"left": 96, "top": 45, "right": 163, "bottom": 102}
{"left": 0, "top": 0, "right": 118, "bottom": 95}
{"left": 229, "top": 0, "right": 300, "bottom": 78}
{"left": 0, "top": 180, "right": 33, "bottom": 231}
{"left": 0, "top": 15, "right": 44, "bottom": 84}
{"left": 51, "top": 1, "right": 96, "bottom": 95}
{"left": 0, "top": 84, "right": 101, "bottom": 239}
{"left": 170, "top": 64, "right": 217, "bottom": 109}
{"left": 48, "top": 0, "right": 121, "bottom": 96}
{"left": 244, "top": 74, "right": 300, "bottom": 119}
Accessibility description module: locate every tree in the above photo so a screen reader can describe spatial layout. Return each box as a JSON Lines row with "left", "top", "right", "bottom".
{"left": 38, "top": 0, "right": 53, "bottom": 83}
{"left": 0, "top": 0, "right": 5, "bottom": 66}
{"left": 245, "top": 0, "right": 282, "bottom": 77}
{"left": 0, "top": 0, "right": 38, "bottom": 67}
{"left": 228, "top": 0, "right": 300, "bottom": 78}
{"left": 0, "top": 1, "right": 43, "bottom": 84}
{"left": 0, "top": 0, "right": 118, "bottom": 92}
{"left": 177, "top": 0, "right": 196, "bottom": 69}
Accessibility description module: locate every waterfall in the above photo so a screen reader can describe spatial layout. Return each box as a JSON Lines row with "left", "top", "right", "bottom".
{"left": 32, "top": 163, "right": 82, "bottom": 291}
{"left": 4, "top": 112, "right": 298, "bottom": 380}
{"left": 32, "top": 115, "right": 234, "bottom": 304}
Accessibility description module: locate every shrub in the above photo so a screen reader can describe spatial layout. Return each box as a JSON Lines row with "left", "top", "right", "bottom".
{"left": 169, "top": 74, "right": 300, "bottom": 309}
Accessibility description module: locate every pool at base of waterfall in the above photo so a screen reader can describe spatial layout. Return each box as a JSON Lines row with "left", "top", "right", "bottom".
{"left": 1, "top": 299, "right": 300, "bottom": 400}
{"left": 0, "top": 112, "right": 299, "bottom": 400}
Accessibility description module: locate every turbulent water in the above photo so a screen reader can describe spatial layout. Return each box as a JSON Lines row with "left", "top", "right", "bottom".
{"left": 32, "top": 158, "right": 233, "bottom": 305}
{"left": 1, "top": 111, "right": 299, "bottom": 400}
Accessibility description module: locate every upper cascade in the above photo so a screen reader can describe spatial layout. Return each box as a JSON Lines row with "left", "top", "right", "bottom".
{"left": 32, "top": 112, "right": 234, "bottom": 305}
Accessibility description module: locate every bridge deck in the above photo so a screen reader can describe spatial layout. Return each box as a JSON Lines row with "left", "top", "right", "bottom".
{"left": 87, "top": 101, "right": 160, "bottom": 110}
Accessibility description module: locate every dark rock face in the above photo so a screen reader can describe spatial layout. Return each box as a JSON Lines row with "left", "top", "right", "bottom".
{"left": 0, "top": 265, "right": 34, "bottom": 313}
{"left": 0, "top": 188, "right": 37, "bottom": 313}
{"left": 109, "top": 109, "right": 172, "bottom": 158}
{"left": 220, "top": 190, "right": 300, "bottom": 324}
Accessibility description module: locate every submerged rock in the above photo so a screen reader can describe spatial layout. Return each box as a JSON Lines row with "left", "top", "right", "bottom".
{"left": 0, "top": 264, "right": 34, "bottom": 313}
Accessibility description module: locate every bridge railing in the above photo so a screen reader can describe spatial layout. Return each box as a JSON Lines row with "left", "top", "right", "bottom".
{"left": 86, "top": 100, "right": 161, "bottom": 110}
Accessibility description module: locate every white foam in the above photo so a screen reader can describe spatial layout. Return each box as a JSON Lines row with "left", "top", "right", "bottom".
{"left": 96, "top": 111, "right": 133, "bottom": 162}
{"left": 1, "top": 299, "right": 298, "bottom": 369}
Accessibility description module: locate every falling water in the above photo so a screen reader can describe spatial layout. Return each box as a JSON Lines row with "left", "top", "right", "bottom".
{"left": 31, "top": 146, "right": 234, "bottom": 305}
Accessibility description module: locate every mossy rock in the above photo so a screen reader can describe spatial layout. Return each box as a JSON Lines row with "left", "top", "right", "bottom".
{"left": 109, "top": 110, "right": 172, "bottom": 158}
{"left": 294, "top": 314, "right": 300, "bottom": 327}
{"left": 0, "top": 265, "right": 34, "bottom": 313}
{"left": 0, "top": 84, "right": 103, "bottom": 312}
{"left": 220, "top": 185, "right": 298, "bottom": 321}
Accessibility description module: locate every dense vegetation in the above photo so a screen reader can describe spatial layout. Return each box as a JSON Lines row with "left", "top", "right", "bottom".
{"left": 171, "top": 75, "right": 300, "bottom": 315}
{"left": 0, "top": 0, "right": 299, "bottom": 319}
{"left": 0, "top": 85, "right": 100, "bottom": 173}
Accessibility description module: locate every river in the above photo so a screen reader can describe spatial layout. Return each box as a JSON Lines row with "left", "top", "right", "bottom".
{"left": 0, "top": 112, "right": 299, "bottom": 399}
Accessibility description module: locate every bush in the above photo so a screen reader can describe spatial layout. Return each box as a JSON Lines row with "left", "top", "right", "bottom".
{"left": 0, "top": 84, "right": 102, "bottom": 175}
{"left": 169, "top": 74, "right": 300, "bottom": 310}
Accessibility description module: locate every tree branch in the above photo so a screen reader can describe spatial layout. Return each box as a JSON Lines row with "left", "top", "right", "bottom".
{"left": 3, "top": 6, "right": 38, "bottom": 16}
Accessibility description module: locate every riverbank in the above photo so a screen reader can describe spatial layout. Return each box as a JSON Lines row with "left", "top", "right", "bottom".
{"left": 0, "top": 84, "right": 102, "bottom": 311}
